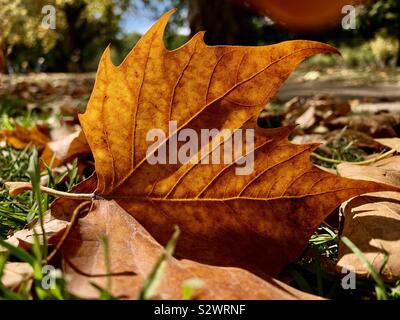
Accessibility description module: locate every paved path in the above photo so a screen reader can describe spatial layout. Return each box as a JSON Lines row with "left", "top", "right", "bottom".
{"left": 277, "top": 81, "right": 400, "bottom": 101}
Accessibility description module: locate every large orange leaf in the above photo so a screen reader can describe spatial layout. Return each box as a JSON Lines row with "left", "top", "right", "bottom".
{"left": 62, "top": 10, "right": 397, "bottom": 278}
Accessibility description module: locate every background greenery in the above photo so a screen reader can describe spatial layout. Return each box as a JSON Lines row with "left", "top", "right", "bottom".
{"left": 1, "top": 0, "right": 400, "bottom": 73}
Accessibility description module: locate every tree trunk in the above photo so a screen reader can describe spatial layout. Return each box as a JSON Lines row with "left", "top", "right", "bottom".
{"left": 187, "top": 0, "right": 257, "bottom": 46}
{"left": 397, "top": 45, "right": 400, "bottom": 67}
{"left": 0, "top": 47, "right": 5, "bottom": 74}
{"left": 0, "top": 41, "right": 8, "bottom": 74}
{"left": 63, "top": 0, "right": 87, "bottom": 72}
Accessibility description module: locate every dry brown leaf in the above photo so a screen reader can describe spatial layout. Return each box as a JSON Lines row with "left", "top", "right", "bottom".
{"left": 55, "top": 11, "right": 398, "bottom": 281}
{"left": 325, "top": 129, "right": 385, "bottom": 153}
{"left": 337, "top": 157, "right": 400, "bottom": 282}
{"left": 1, "top": 263, "right": 33, "bottom": 289}
{"left": 5, "top": 182, "right": 33, "bottom": 197}
{"left": 0, "top": 124, "right": 49, "bottom": 149}
{"left": 337, "top": 157, "right": 400, "bottom": 187}
{"left": 337, "top": 192, "right": 400, "bottom": 282}
{"left": 48, "top": 123, "right": 78, "bottom": 141}
{"left": 283, "top": 96, "right": 351, "bottom": 134}
{"left": 5, "top": 211, "right": 69, "bottom": 250}
{"left": 0, "top": 236, "right": 19, "bottom": 255}
{"left": 327, "top": 113, "right": 400, "bottom": 138}
{"left": 375, "top": 138, "right": 400, "bottom": 152}
{"left": 295, "top": 105, "right": 316, "bottom": 130}
{"left": 291, "top": 134, "right": 325, "bottom": 145}
{"left": 62, "top": 200, "right": 321, "bottom": 300}
{"left": 41, "top": 129, "right": 91, "bottom": 167}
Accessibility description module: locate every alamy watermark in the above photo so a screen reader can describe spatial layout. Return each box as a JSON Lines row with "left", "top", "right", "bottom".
{"left": 41, "top": 5, "right": 56, "bottom": 30}
{"left": 41, "top": 264, "right": 62, "bottom": 290}
{"left": 342, "top": 5, "right": 357, "bottom": 30}
{"left": 341, "top": 265, "right": 357, "bottom": 290}
{"left": 146, "top": 121, "right": 255, "bottom": 175}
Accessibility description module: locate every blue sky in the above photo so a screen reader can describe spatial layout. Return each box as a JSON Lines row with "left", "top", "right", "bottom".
{"left": 122, "top": 12, "right": 156, "bottom": 34}
{"left": 122, "top": 13, "right": 190, "bottom": 35}
{"left": 121, "top": 2, "right": 190, "bottom": 35}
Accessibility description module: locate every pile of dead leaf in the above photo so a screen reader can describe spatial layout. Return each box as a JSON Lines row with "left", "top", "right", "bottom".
{"left": 1, "top": 11, "right": 400, "bottom": 300}
{"left": 0, "top": 73, "right": 94, "bottom": 104}
{"left": 258, "top": 93, "right": 400, "bottom": 173}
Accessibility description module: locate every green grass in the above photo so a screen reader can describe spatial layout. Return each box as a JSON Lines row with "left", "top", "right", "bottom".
{"left": 312, "top": 128, "right": 368, "bottom": 169}
{"left": 0, "top": 146, "right": 35, "bottom": 238}
{"left": 0, "top": 148, "right": 186, "bottom": 300}
{"left": 0, "top": 95, "right": 52, "bottom": 130}
{"left": 0, "top": 93, "right": 399, "bottom": 300}
{"left": 139, "top": 226, "right": 180, "bottom": 300}
{"left": 0, "top": 149, "right": 105, "bottom": 300}
{"left": 2, "top": 149, "right": 397, "bottom": 300}
{"left": 0, "top": 149, "right": 71, "bottom": 299}
{"left": 283, "top": 225, "right": 400, "bottom": 300}
{"left": 1, "top": 148, "right": 397, "bottom": 300}
{"left": 0, "top": 145, "right": 81, "bottom": 240}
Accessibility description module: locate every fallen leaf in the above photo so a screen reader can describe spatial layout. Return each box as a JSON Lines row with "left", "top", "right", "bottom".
{"left": 352, "top": 102, "right": 400, "bottom": 114}
{"left": 291, "top": 134, "right": 325, "bottom": 145}
{"left": 327, "top": 113, "right": 400, "bottom": 138}
{"left": 283, "top": 96, "right": 351, "bottom": 134}
{"left": 324, "top": 129, "right": 384, "bottom": 153}
{"left": 0, "top": 124, "right": 49, "bottom": 149}
{"left": 375, "top": 138, "right": 400, "bottom": 153}
{"left": 62, "top": 200, "right": 322, "bottom": 300}
{"left": 0, "top": 236, "right": 19, "bottom": 255}
{"left": 5, "top": 182, "right": 33, "bottom": 197}
{"left": 5, "top": 211, "right": 69, "bottom": 250}
{"left": 337, "top": 157, "right": 400, "bottom": 282}
{"left": 1, "top": 262, "right": 33, "bottom": 289}
{"left": 48, "top": 123, "right": 78, "bottom": 141}
{"left": 41, "top": 129, "right": 91, "bottom": 167}
{"left": 337, "top": 192, "right": 400, "bottom": 282}
{"left": 62, "top": 11, "right": 397, "bottom": 279}
{"left": 295, "top": 105, "right": 316, "bottom": 130}
{"left": 337, "top": 157, "right": 400, "bottom": 187}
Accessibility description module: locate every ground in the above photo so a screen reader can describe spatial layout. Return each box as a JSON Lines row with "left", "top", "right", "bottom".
{"left": 0, "top": 67, "right": 399, "bottom": 300}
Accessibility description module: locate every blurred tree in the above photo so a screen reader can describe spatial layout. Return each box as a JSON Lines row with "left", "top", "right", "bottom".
{"left": 0, "top": 0, "right": 52, "bottom": 73}
{"left": 358, "top": 0, "right": 400, "bottom": 65}
{"left": 187, "top": 0, "right": 258, "bottom": 45}
{"left": 0, "top": 0, "right": 131, "bottom": 73}
{"left": 133, "top": 0, "right": 189, "bottom": 49}
{"left": 110, "top": 31, "right": 142, "bottom": 65}
{"left": 3, "top": 0, "right": 397, "bottom": 72}
{"left": 52, "top": 0, "right": 131, "bottom": 72}
{"left": 141, "top": 0, "right": 259, "bottom": 45}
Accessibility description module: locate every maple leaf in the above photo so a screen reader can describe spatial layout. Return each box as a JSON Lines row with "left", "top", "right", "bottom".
{"left": 57, "top": 10, "right": 398, "bottom": 279}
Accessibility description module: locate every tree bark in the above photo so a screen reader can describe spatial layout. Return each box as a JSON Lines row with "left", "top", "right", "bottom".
{"left": 187, "top": 0, "right": 257, "bottom": 46}
{"left": 63, "top": 0, "right": 87, "bottom": 72}
{"left": 397, "top": 44, "right": 400, "bottom": 66}
{"left": 0, "top": 47, "right": 5, "bottom": 74}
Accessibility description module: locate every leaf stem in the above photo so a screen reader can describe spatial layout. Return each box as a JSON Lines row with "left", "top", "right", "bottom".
{"left": 5, "top": 182, "right": 97, "bottom": 200}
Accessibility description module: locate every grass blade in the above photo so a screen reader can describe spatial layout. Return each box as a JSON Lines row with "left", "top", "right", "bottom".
{"left": 341, "top": 236, "right": 388, "bottom": 300}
